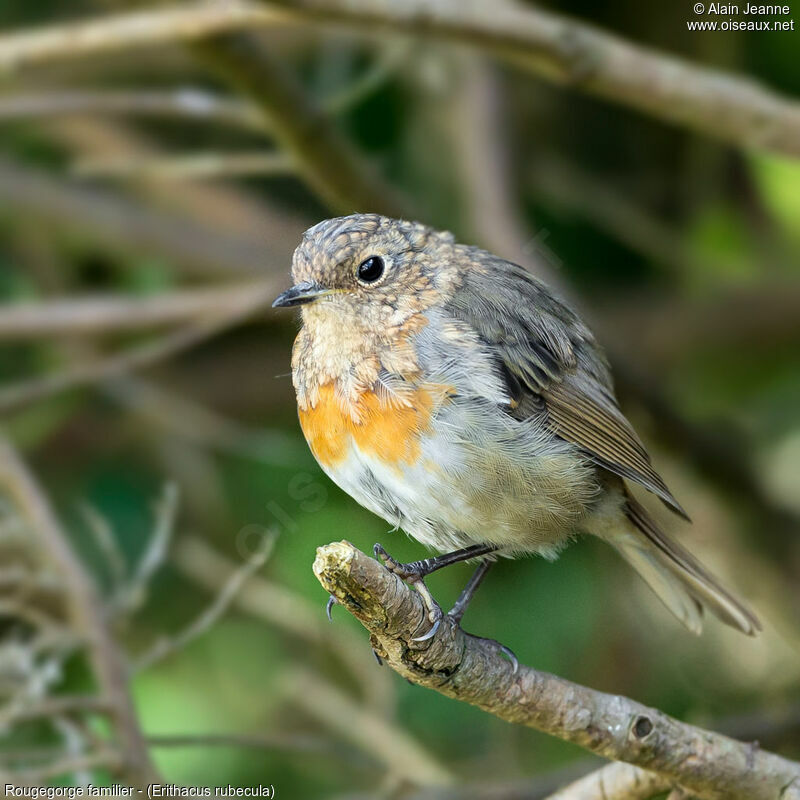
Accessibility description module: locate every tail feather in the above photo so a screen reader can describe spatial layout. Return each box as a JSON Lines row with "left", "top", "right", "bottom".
{"left": 616, "top": 494, "right": 761, "bottom": 636}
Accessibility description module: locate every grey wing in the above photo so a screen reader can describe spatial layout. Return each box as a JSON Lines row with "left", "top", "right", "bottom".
{"left": 446, "top": 251, "right": 689, "bottom": 521}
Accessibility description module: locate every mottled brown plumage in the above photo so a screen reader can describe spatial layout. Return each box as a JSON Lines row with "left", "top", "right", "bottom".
{"left": 274, "top": 214, "right": 760, "bottom": 638}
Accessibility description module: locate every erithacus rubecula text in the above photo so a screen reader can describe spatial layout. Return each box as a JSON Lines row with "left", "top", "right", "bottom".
{"left": 273, "top": 214, "right": 760, "bottom": 644}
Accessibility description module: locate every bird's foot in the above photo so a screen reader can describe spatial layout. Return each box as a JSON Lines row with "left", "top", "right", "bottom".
{"left": 373, "top": 543, "right": 443, "bottom": 642}
{"left": 373, "top": 543, "right": 436, "bottom": 580}
{"left": 453, "top": 624, "right": 519, "bottom": 675}
{"left": 445, "top": 602, "right": 518, "bottom": 674}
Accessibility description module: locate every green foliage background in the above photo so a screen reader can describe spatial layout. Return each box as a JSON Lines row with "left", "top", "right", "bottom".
{"left": 0, "top": 1, "right": 799, "bottom": 796}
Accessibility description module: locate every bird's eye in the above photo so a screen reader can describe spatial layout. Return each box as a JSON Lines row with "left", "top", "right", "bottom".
{"left": 357, "top": 256, "right": 384, "bottom": 284}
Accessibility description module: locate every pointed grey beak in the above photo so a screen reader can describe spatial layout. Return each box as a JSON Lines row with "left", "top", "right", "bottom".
{"left": 272, "top": 281, "right": 329, "bottom": 308}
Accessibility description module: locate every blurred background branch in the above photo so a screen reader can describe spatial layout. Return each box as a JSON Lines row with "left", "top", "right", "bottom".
{"left": 0, "top": 438, "right": 159, "bottom": 785}
{"left": 0, "top": 281, "right": 274, "bottom": 340}
{"left": 542, "top": 762, "right": 671, "bottom": 800}
{"left": 1, "top": 1, "right": 800, "bottom": 155}
{"left": 0, "top": 88, "right": 273, "bottom": 133}
{"left": 193, "top": 31, "right": 411, "bottom": 216}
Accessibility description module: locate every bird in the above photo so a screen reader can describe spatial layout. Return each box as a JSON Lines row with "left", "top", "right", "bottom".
{"left": 273, "top": 213, "right": 760, "bottom": 646}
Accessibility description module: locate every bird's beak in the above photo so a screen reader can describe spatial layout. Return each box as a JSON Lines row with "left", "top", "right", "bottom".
{"left": 272, "top": 281, "right": 330, "bottom": 308}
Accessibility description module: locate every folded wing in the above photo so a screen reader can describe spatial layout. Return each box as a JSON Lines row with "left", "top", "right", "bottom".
{"left": 447, "top": 253, "right": 688, "bottom": 520}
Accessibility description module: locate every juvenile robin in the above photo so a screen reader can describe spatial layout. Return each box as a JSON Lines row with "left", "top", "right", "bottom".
{"left": 273, "top": 214, "right": 760, "bottom": 645}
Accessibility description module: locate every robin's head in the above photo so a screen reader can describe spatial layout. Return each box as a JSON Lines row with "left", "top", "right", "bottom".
{"left": 273, "top": 215, "right": 458, "bottom": 328}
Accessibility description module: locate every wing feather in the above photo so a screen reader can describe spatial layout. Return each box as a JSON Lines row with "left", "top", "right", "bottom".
{"left": 447, "top": 254, "right": 688, "bottom": 519}
{"left": 545, "top": 379, "right": 689, "bottom": 519}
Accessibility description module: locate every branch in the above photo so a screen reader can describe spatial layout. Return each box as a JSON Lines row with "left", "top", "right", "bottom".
{"left": 112, "top": 482, "right": 181, "bottom": 618}
{"left": 193, "top": 32, "right": 410, "bottom": 217}
{"left": 281, "top": 666, "right": 454, "bottom": 786}
{"left": 0, "top": 2, "right": 281, "bottom": 71}
{"left": 101, "top": 376, "right": 307, "bottom": 468}
{"left": 0, "top": 159, "right": 277, "bottom": 276}
{"left": 1, "top": 2, "right": 799, "bottom": 157}
{"left": 0, "top": 88, "right": 270, "bottom": 132}
{"left": 449, "top": 56, "right": 567, "bottom": 293}
{"left": 0, "top": 281, "right": 274, "bottom": 341}
{"left": 0, "top": 282, "right": 275, "bottom": 413}
{"left": 543, "top": 762, "right": 670, "bottom": 800}
{"left": 133, "top": 528, "right": 276, "bottom": 672}
{"left": 0, "top": 439, "right": 159, "bottom": 785}
{"left": 173, "top": 537, "right": 396, "bottom": 718}
{"left": 173, "top": 539, "right": 454, "bottom": 783}
{"left": 283, "top": 0, "right": 800, "bottom": 156}
{"left": 314, "top": 541, "right": 800, "bottom": 800}
{"left": 72, "top": 150, "right": 294, "bottom": 180}
{"left": 0, "top": 44, "right": 407, "bottom": 125}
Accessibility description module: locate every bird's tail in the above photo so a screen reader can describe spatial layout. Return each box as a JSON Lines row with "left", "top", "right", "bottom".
{"left": 610, "top": 494, "right": 761, "bottom": 636}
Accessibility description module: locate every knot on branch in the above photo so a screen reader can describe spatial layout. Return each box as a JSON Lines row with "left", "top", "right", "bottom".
{"left": 631, "top": 715, "right": 655, "bottom": 741}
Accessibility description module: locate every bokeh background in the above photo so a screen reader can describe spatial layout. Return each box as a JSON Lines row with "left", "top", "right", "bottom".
{"left": 1, "top": 1, "right": 799, "bottom": 797}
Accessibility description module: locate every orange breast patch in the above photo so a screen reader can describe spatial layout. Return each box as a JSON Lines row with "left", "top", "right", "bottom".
{"left": 298, "top": 383, "right": 444, "bottom": 469}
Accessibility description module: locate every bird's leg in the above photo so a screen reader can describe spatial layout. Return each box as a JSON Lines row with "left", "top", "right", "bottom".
{"left": 373, "top": 542, "right": 498, "bottom": 580}
{"left": 372, "top": 543, "right": 497, "bottom": 642}
{"left": 448, "top": 560, "right": 519, "bottom": 675}
{"left": 447, "top": 559, "right": 493, "bottom": 624}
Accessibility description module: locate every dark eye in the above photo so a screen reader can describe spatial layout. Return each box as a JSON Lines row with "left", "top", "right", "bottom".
{"left": 357, "top": 256, "right": 384, "bottom": 284}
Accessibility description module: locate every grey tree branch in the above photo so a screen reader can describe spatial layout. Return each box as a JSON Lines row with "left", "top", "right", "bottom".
{"left": 173, "top": 537, "right": 396, "bottom": 719}
{"left": 269, "top": 0, "right": 800, "bottom": 157}
{"left": 72, "top": 150, "right": 294, "bottom": 180}
{"left": 0, "top": 45, "right": 408, "bottom": 126}
{"left": 0, "top": 159, "right": 278, "bottom": 276}
{"left": 314, "top": 540, "right": 800, "bottom": 800}
{"left": 280, "top": 665, "right": 454, "bottom": 786}
{"left": 543, "top": 762, "right": 670, "bottom": 800}
{"left": 173, "top": 538, "right": 456, "bottom": 783}
{"left": 0, "top": 1, "right": 281, "bottom": 71}
{"left": 0, "top": 88, "right": 270, "bottom": 132}
{"left": 1, "top": 1, "right": 799, "bottom": 157}
{"left": 0, "top": 439, "right": 159, "bottom": 786}
{"left": 0, "top": 282, "right": 275, "bottom": 414}
{"left": 193, "top": 32, "right": 410, "bottom": 217}
{"left": 133, "top": 528, "right": 276, "bottom": 672}
{"left": 0, "top": 281, "right": 275, "bottom": 341}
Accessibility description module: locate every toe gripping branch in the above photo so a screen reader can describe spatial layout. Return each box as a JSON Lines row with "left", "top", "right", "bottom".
{"left": 371, "top": 542, "right": 518, "bottom": 671}
{"left": 320, "top": 541, "right": 518, "bottom": 673}
{"left": 373, "top": 543, "right": 443, "bottom": 642}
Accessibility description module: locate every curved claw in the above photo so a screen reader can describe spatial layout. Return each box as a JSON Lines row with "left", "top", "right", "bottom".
{"left": 326, "top": 594, "right": 339, "bottom": 622}
{"left": 499, "top": 643, "right": 519, "bottom": 675}
{"left": 374, "top": 542, "right": 442, "bottom": 643}
{"left": 373, "top": 542, "right": 389, "bottom": 561}
{"left": 412, "top": 614, "right": 441, "bottom": 642}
